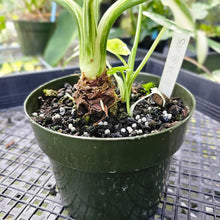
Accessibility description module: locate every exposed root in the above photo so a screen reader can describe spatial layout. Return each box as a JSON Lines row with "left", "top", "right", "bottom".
{"left": 74, "top": 71, "right": 117, "bottom": 116}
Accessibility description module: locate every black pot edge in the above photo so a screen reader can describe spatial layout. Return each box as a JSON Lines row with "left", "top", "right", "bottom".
{"left": 0, "top": 55, "right": 219, "bottom": 121}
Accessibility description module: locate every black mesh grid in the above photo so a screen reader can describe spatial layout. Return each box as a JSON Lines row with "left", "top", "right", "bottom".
{"left": 0, "top": 106, "right": 219, "bottom": 219}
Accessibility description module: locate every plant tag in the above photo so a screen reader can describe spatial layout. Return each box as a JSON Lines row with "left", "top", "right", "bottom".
{"left": 159, "top": 32, "right": 190, "bottom": 98}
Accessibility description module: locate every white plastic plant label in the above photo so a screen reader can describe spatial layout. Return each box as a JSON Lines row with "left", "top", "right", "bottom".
{"left": 159, "top": 32, "right": 190, "bottom": 98}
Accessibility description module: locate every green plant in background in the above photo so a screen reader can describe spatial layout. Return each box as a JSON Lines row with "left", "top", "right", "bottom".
{"left": 140, "top": 0, "right": 172, "bottom": 41}
{"left": 120, "top": 0, "right": 172, "bottom": 43}
{"left": 0, "top": 0, "right": 52, "bottom": 21}
{"left": 144, "top": 0, "right": 220, "bottom": 61}
{"left": 0, "top": 15, "right": 6, "bottom": 42}
{"left": 190, "top": 0, "right": 220, "bottom": 37}
{"left": 0, "top": 0, "right": 6, "bottom": 43}
{"left": 23, "top": 0, "right": 51, "bottom": 14}
{"left": 145, "top": 0, "right": 220, "bottom": 83}
{"left": 0, "top": 16, "right": 6, "bottom": 32}
{"left": 44, "top": 10, "right": 78, "bottom": 66}
{"left": 0, "top": 58, "right": 42, "bottom": 76}
{"left": 10, "top": 0, "right": 52, "bottom": 21}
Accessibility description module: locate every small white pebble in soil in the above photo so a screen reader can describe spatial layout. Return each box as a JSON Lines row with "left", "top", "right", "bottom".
{"left": 135, "top": 115, "right": 140, "bottom": 120}
{"left": 138, "top": 119, "right": 142, "bottom": 124}
{"left": 103, "top": 121, "right": 108, "bottom": 126}
{"left": 39, "top": 114, "right": 44, "bottom": 118}
{"left": 167, "top": 113, "right": 172, "bottom": 120}
{"left": 71, "top": 109, "right": 75, "bottom": 115}
{"left": 83, "top": 132, "right": 89, "bottom": 136}
{"left": 137, "top": 129, "right": 143, "bottom": 134}
{"left": 131, "top": 93, "right": 136, "bottom": 99}
{"left": 127, "top": 126, "right": 133, "bottom": 133}
{"left": 104, "top": 129, "right": 110, "bottom": 135}
{"left": 132, "top": 123, "right": 137, "bottom": 129}
{"left": 162, "top": 110, "right": 167, "bottom": 115}
{"left": 141, "top": 117, "right": 147, "bottom": 122}
{"left": 32, "top": 112, "right": 38, "bottom": 117}
{"left": 148, "top": 107, "right": 152, "bottom": 111}
{"left": 52, "top": 114, "right": 61, "bottom": 120}
{"left": 145, "top": 122, "right": 149, "bottom": 127}
{"left": 162, "top": 110, "right": 172, "bottom": 121}
{"left": 98, "top": 121, "right": 104, "bottom": 126}
{"left": 68, "top": 124, "right": 76, "bottom": 132}
{"left": 59, "top": 107, "right": 65, "bottom": 115}
{"left": 121, "top": 128, "right": 126, "bottom": 134}
{"left": 68, "top": 123, "right": 73, "bottom": 129}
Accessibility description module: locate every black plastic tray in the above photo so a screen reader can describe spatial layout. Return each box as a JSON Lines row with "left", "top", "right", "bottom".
{"left": 0, "top": 107, "right": 220, "bottom": 219}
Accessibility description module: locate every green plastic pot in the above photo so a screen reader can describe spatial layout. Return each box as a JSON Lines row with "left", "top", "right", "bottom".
{"left": 14, "top": 20, "right": 56, "bottom": 56}
{"left": 24, "top": 73, "right": 195, "bottom": 219}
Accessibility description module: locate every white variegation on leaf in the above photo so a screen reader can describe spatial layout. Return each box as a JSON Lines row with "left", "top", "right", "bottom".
{"left": 142, "top": 11, "right": 193, "bottom": 36}
{"left": 191, "top": 0, "right": 220, "bottom": 20}
{"left": 196, "top": 31, "right": 208, "bottom": 65}
{"left": 208, "top": 38, "right": 220, "bottom": 54}
{"left": 161, "top": 0, "right": 194, "bottom": 31}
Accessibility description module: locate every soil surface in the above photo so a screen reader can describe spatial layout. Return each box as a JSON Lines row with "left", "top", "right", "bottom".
{"left": 31, "top": 81, "right": 189, "bottom": 138}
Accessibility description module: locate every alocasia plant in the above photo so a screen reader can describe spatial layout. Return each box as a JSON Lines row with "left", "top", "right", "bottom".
{"left": 52, "top": 0, "right": 214, "bottom": 117}
{"left": 53, "top": 0, "right": 148, "bottom": 116}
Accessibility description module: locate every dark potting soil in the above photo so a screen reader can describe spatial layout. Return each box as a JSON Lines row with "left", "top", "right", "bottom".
{"left": 31, "top": 82, "right": 189, "bottom": 138}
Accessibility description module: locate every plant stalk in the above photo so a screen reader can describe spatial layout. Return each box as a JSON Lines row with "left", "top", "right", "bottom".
{"left": 133, "top": 26, "right": 167, "bottom": 79}
{"left": 126, "top": 4, "right": 143, "bottom": 115}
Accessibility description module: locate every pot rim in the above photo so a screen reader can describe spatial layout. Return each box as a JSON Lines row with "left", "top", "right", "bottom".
{"left": 24, "top": 72, "right": 196, "bottom": 142}
{"left": 13, "top": 19, "right": 56, "bottom": 25}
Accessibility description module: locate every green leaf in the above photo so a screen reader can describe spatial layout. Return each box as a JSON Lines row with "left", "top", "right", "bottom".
{"left": 212, "top": 69, "right": 220, "bottom": 83}
{"left": 161, "top": 0, "right": 195, "bottom": 31}
{"left": 11, "top": 61, "right": 22, "bottom": 72}
{"left": 196, "top": 31, "right": 208, "bottom": 65}
{"left": 191, "top": 0, "right": 220, "bottom": 20}
{"left": 142, "top": 82, "right": 156, "bottom": 95}
{"left": 107, "top": 66, "right": 129, "bottom": 75}
{"left": 23, "top": 62, "right": 35, "bottom": 72}
{"left": 210, "top": 0, "right": 220, "bottom": 7}
{"left": 43, "top": 89, "right": 57, "bottom": 97}
{"left": 107, "top": 38, "right": 130, "bottom": 56}
{"left": 44, "top": 10, "right": 78, "bottom": 66}
{"left": 208, "top": 38, "right": 220, "bottom": 53}
{"left": 113, "top": 74, "right": 125, "bottom": 101}
{"left": 0, "top": 16, "right": 6, "bottom": 31}
{"left": 191, "top": 2, "right": 209, "bottom": 20}
{"left": 0, "top": 63, "right": 13, "bottom": 75}
{"left": 143, "top": 11, "right": 193, "bottom": 36}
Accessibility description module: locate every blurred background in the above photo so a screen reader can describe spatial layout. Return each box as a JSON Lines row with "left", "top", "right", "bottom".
{"left": 0, "top": 0, "right": 219, "bottom": 82}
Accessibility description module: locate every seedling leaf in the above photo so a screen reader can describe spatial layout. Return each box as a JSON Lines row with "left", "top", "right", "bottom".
{"left": 107, "top": 38, "right": 130, "bottom": 56}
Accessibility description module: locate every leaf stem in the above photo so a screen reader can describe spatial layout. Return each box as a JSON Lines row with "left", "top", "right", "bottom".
{"left": 133, "top": 26, "right": 167, "bottom": 79}
{"left": 125, "top": 4, "right": 143, "bottom": 115}
{"left": 127, "top": 4, "right": 143, "bottom": 78}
